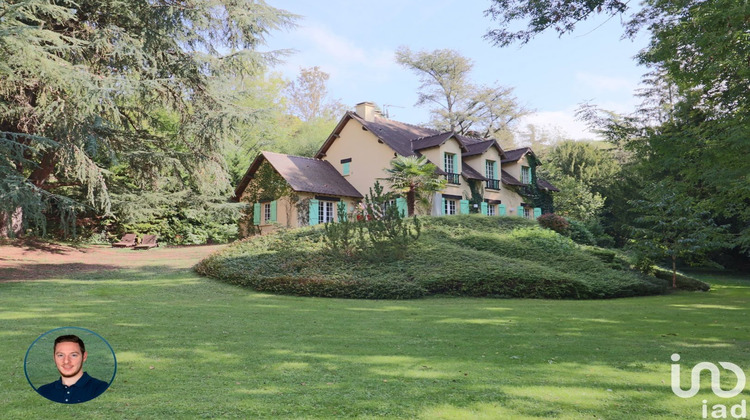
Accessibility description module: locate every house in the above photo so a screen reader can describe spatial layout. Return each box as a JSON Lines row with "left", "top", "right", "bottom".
{"left": 234, "top": 102, "right": 558, "bottom": 234}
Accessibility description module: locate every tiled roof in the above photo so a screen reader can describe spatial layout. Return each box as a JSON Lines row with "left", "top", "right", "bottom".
{"left": 501, "top": 147, "right": 534, "bottom": 163}
{"left": 462, "top": 164, "right": 487, "bottom": 181}
{"left": 234, "top": 151, "right": 363, "bottom": 200}
{"left": 411, "top": 132, "right": 458, "bottom": 151}
{"left": 501, "top": 170, "right": 524, "bottom": 187}
{"left": 537, "top": 178, "right": 560, "bottom": 192}
{"left": 318, "top": 112, "right": 502, "bottom": 159}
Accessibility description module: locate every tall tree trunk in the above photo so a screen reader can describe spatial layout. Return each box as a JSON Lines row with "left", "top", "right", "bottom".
{"left": 407, "top": 188, "right": 416, "bottom": 216}
{"left": 28, "top": 151, "right": 56, "bottom": 188}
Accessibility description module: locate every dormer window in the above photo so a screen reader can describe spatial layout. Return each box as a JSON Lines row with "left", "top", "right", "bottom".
{"left": 341, "top": 158, "right": 351, "bottom": 176}
{"left": 485, "top": 160, "right": 499, "bottom": 190}
{"left": 443, "top": 152, "right": 459, "bottom": 184}
{"left": 521, "top": 166, "right": 532, "bottom": 184}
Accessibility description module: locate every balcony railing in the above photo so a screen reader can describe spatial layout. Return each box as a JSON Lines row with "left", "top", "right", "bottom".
{"left": 485, "top": 179, "right": 500, "bottom": 190}
{"left": 445, "top": 173, "right": 460, "bottom": 185}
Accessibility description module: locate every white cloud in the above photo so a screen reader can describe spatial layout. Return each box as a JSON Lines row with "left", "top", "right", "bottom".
{"left": 516, "top": 109, "right": 597, "bottom": 141}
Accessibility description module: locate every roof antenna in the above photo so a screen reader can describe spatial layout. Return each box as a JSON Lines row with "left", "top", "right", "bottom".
{"left": 382, "top": 104, "right": 404, "bottom": 119}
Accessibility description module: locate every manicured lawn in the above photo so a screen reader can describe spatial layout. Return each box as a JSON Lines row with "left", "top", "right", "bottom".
{"left": 1, "top": 245, "right": 748, "bottom": 419}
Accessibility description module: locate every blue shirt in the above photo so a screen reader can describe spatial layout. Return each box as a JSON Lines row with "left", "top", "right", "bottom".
{"left": 37, "top": 372, "right": 109, "bottom": 404}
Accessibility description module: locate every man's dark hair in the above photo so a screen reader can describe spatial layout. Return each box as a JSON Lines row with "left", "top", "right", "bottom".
{"left": 54, "top": 335, "right": 86, "bottom": 353}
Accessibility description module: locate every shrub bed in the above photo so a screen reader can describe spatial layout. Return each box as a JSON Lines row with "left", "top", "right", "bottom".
{"left": 196, "top": 215, "right": 668, "bottom": 299}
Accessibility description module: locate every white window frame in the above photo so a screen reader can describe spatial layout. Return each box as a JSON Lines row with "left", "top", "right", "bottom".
{"left": 263, "top": 202, "right": 272, "bottom": 223}
{"left": 319, "top": 201, "right": 335, "bottom": 223}
{"left": 487, "top": 204, "right": 496, "bottom": 216}
{"left": 444, "top": 199, "right": 457, "bottom": 215}
{"left": 485, "top": 160, "right": 496, "bottom": 179}
{"left": 523, "top": 207, "right": 532, "bottom": 219}
{"left": 444, "top": 153, "right": 455, "bottom": 174}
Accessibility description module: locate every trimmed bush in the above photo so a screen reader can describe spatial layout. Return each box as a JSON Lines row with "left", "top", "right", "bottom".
{"left": 652, "top": 267, "right": 711, "bottom": 291}
{"left": 196, "top": 215, "right": 667, "bottom": 299}
{"left": 537, "top": 213, "right": 570, "bottom": 234}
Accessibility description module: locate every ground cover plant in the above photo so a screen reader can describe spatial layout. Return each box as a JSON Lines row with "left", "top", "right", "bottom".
{"left": 1, "top": 244, "right": 748, "bottom": 419}
{"left": 196, "top": 215, "right": 670, "bottom": 299}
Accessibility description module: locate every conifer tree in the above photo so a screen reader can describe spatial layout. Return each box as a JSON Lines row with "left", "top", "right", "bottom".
{"left": 0, "top": 0, "right": 295, "bottom": 235}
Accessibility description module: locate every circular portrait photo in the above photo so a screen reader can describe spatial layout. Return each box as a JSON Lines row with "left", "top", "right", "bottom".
{"left": 25, "top": 327, "right": 116, "bottom": 404}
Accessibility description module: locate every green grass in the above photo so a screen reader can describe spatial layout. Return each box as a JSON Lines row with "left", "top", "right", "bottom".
{"left": 1, "top": 252, "right": 749, "bottom": 419}
{"left": 197, "top": 215, "right": 670, "bottom": 299}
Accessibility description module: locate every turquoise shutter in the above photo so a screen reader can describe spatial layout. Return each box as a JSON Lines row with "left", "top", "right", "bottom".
{"left": 396, "top": 197, "right": 407, "bottom": 217}
{"left": 309, "top": 199, "right": 319, "bottom": 225}
{"left": 270, "top": 200, "right": 277, "bottom": 222}
{"left": 342, "top": 162, "right": 350, "bottom": 176}
{"left": 453, "top": 154, "right": 459, "bottom": 175}
{"left": 498, "top": 204, "right": 506, "bottom": 216}
{"left": 533, "top": 207, "right": 542, "bottom": 219}
{"left": 493, "top": 162, "right": 499, "bottom": 180}
{"left": 460, "top": 199, "right": 469, "bottom": 215}
{"left": 517, "top": 206, "right": 524, "bottom": 218}
{"left": 442, "top": 198, "right": 446, "bottom": 215}
{"left": 253, "top": 202, "right": 261, "bottom": 225}
{"left": 481, "top": 202, "right": 488, "bottom": 215}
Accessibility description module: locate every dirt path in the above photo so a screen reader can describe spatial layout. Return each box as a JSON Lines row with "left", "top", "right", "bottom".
{"left": 0, "top": 241, "right": 226, "bottom": 281}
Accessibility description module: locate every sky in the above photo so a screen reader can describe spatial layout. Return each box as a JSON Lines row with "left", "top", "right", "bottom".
{"left": 262, "top": 0, "right": 651, "bottom": 141}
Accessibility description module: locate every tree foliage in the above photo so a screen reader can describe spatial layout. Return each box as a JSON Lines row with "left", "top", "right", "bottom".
{"left": 384, "top": 155, "right": 446, "bottom": 216}
{"left": 486, "top": 0, "right": 750, "bottom": 259}
{"left": 284, "top": 66, "right": 346, "bottom": 122}
{"left": 630, "top": 181, "right": 729, "bottom": 287}
{"left": 395, "top": 46, "right": 527, "bottom": 141}
{"left": 0, "top": 0, "right": 295, "bottom": 236}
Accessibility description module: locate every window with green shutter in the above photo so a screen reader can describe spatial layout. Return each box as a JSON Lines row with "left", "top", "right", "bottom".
{"left": 270, "top": 200, "right": 277, "bottom": 222}
{"left": 498, "top": 204, "right": 506, "bottom": 216}
{"left": 480, "top": 202, "right": 488, "bottom": 215}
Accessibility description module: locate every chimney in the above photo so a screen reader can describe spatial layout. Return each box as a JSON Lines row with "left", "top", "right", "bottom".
{"left": 355, "top": 101, "right": 376, "bottom": 122}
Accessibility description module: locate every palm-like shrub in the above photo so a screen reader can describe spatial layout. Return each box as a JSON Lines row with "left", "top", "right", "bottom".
{"left": 384, "top": 155, "right": 446, "bottom": 216}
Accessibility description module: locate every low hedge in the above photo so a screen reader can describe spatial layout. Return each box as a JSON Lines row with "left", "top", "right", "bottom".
{"left": 652, "top": 267, "right": 711, "bottom": 291}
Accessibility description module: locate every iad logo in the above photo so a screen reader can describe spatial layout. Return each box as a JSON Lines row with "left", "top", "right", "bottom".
{"left": 671, "top": 354, "right": 748, "bottom": 419}
{"left": 671, "top": 353, "right": 746, "bottom": 398}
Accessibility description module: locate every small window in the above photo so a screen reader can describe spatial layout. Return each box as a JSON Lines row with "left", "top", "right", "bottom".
{"left": 523, "top": 207, "right": 532, "bottom": 219}
{"left": 487, "top": 204, "right": 496, "bottom": 216}
{"left": 341, "top": 158, "right": 351, "bottom": 176}
{"left": 319, "top": 201, "right": 335, "bottom": 223}
{"left": 444, "top": 199, "right": 457, "bottom": 215}
{"left": 263, "top": 203, "right": 272, "bottom": 223}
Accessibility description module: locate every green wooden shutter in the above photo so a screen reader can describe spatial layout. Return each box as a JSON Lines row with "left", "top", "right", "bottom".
{"left": 442, "top": 198, "right": 446, "bottom": 215}
{"left": 517, "top": 206, "right": 524, "bottom": 218}
{"left": 460, "top": 199, "right": 469, "bottom": 215}
{"left": 493, "top": 162, "right": 499, "bottom": 180}
{"left": 480, "top": 202, "right": 488, "bottom": 215}
{"left": 453, "top": 154, "right": 459, "bottom": 176}
{"left": 498, "top": 204, "right": 506, "bottom": 216}
{"left": 342, "top": 162, "right": 350, "bottom": 176}
{"left": 309, "top": 199, "right": 319, "bottom": 225}
{"left": 253, "top": 202, "right": 261, "bottom": 225}
{"left": 533, "top": 207, "right": 542, "bottom": 219}
{"left": 270, "top": 200, "right": 277, "bottom": 222}
{"left": 396, "top": 197, "right": 407, "bottom": 217}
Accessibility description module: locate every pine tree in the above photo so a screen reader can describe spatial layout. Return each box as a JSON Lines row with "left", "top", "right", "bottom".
{"left": 0, "top": 0, "right": 295, "bottom": 235}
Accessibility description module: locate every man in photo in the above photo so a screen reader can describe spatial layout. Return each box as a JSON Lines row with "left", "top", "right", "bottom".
{"left": 37, "top": 334, "right": 109, "bottom": 404}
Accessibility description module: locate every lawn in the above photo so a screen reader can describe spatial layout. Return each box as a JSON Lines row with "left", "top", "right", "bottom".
{"left": 1, "top": 244, "right": 748, "bottom": 419}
